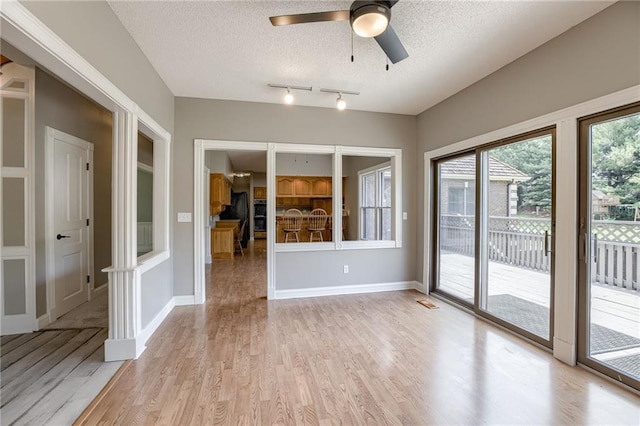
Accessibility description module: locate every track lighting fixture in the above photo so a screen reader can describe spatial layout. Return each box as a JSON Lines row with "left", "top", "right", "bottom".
{"left": 320, "top": 88, "right": 360, "bottom": 111}
{"left": 268, "top": 83, "right": 312, "bottom": 105}
{"left": 269, "top": 84, "right": 359, "bottom": 110}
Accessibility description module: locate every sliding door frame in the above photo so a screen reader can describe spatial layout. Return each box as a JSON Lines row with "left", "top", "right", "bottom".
{"left": 577, "top": 101, "right": 640, "bottom": 390}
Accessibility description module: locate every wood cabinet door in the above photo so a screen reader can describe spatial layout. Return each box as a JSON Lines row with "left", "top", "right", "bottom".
{"left": 277, "top": 177, "right": 295, "bottom": 196}
{"left": 312, "top": 177, "right": 331, "bottom": 196}
{"left": 254, "top": 187, "right": 266, "bottom": 199}
{"left": 295, "top": 177, "right": 312, "bottom": 196}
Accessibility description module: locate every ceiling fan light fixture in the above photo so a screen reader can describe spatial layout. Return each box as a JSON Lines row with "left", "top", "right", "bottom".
{"left": 351, "top": 4, "right": 390, "bottom": 38}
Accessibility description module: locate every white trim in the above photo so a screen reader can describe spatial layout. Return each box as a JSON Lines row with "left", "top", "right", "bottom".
{"left": 423, "top": 84, "right": 640, "bottom": 366}
{"left": 105, "top": 337, "right": 144, "bottom": 362}
{"left": 137, "top": 296, "right": 175, "bottom": 347}
{"left": 194, "top": 140, "right": 270, "bottom": 305}
{"left": 274, "top": 281, "right": 418, "bottom": 300}
{"left": 37, "top": 313, "right": 51, "bottom": 330}
{"left": 174, "top": 295, "right": 196, "bottom": 306}
{"left": 2, "top": 1, "right": 173, "bottom": 358}
{"left": 137, "top": 161, "right": 153, "bottom": 174}
{"left": 136, "top": 250, "right": 170, "bottom": 274}
{"left": 275, "top": 242, "right": 335, "bottom": 252}
{"left": 44, "top": 127, "right": 94, "bottom": 323}
{"left": 0, "top": 62, "right": 36, "bottom": 334}
{"left": 553, "top": 336, "right": 576, "bottom": 366}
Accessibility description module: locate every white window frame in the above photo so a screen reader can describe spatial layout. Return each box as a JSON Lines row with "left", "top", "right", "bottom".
{"left": 341, "top": 146, "right": 402, "bottom": 250}
{"left": 358, "top": 161, "right": 392, "bottom": 241}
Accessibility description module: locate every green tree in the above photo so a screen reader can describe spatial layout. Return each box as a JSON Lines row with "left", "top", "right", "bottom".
{"left": 491, "top": 136, "right": 553, "bottom": 214}
{"left": 591, "top": 114, "right": 640, "bottom": 205}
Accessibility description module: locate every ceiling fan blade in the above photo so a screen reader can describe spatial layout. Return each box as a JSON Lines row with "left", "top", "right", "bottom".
{"left": 269, "top": 10, "right": 350, "bottom": 26}
{"left": 374, "top": 24, "right": 408, "bottom": 64}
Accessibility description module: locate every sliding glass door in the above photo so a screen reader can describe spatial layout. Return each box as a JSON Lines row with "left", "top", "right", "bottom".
{"left": 433, "top": 129, "right": 555, "bottom": 346}
{"left": 478, "top": 133, "right": 554, "bottom": 344}
{"left": 434, "top": 153, "right": 476, "bottom": 305}
{"left": 578, "top": 103, "right": 640, "bottom": 390}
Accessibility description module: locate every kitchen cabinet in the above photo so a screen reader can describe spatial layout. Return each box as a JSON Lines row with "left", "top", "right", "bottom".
{"left": 211, "top": 220, "right": 239, "bottom": 259}
{"left": 276, "top": 176, "right": 332, "bottom": 197}
{"left": 294, "top": 178, "right": 312, "bottom": 196}
{"left": 254, "top": 186, "right": 266, "bottom": 200}
{"left": 211, "top": 228, "right": 234, "bottom": 259}
{"left": 276, "top": 177, "right": 295, "bottom": 196}
{"left": 312, "top": 177, "right": 331, "bottom": 196}
{"left": 210, "top": 173, "right": 232, "bottom": 215}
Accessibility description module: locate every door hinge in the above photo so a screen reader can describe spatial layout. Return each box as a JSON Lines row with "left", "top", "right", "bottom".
{"left": 87, "top": 275, "right": 90, "bottom": 283}
{"left": 86, "top": 218, "right": 90, "bottom": 226}
{"left": 86, "top": 162, "right": 90, "bottom": 171}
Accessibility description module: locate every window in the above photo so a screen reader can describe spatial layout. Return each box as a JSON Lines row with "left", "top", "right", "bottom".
{"left": 447, "top": 185, "right": 475, "bottom": 216}
{"left": 359, "top": 163, "right": 392, "bottom": 240}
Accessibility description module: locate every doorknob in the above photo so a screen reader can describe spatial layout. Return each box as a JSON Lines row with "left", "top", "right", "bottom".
{"left": 56, "top": 234, "right": 71, "bottom": 240}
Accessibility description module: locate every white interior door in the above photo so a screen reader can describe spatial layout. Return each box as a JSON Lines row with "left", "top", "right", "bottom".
{"left": 51, "top": 131, "right": 92, "bottom": 318}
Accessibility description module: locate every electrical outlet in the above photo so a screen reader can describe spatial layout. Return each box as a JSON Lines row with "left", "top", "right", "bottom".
{"left": 343, "top": 265, "right": 349, "bottom": 274}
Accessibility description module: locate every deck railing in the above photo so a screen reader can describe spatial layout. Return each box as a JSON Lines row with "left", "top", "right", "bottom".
{"left": 440, "top": 215, "right": 639, "bottom": 292}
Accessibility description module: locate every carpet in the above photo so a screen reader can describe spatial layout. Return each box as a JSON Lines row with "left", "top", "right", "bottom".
{"left": 44, "top": 290, "right": 108, "bottom": 329}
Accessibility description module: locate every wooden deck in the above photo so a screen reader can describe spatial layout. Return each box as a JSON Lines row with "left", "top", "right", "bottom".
{"left": 439, "top": 252, "right": 640, "bottom": 339}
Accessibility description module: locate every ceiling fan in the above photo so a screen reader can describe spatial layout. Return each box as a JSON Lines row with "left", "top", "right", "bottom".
{"left": 269, "top": 0, "right": 408, "bottom": 64}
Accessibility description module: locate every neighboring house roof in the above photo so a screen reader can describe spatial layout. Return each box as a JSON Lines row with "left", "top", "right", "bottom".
{"left": 592, "top": 190, "right": 620, "bottom": 206}
{"left": 440, "top": 156, "right": 529, "bottom": 181}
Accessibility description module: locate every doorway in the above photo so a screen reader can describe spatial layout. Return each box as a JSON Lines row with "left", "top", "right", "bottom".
{"left": 193, "top": 140, "right": 271, "bottom": 303}
{"left": 433, "top": 128, "right": 556, "bottom": 347}
{"left": 578, "top": 102, "right": 640, "bottom": 390}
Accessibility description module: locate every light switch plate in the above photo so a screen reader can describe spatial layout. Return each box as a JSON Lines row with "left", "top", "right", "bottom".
{"left": 177, "top": 212, "right": 192, "bottom": 223}
{"left": 403, "top": 212, "right": 408, "bottom": 220}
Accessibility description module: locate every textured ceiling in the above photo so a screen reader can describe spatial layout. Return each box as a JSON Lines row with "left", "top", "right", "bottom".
{"left": 108, "top": 0, "right": 614, "bottom": 115}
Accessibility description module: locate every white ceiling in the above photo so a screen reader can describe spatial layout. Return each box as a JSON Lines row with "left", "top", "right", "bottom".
{"left": 108, "top": 0, "right": 614, "bottom": 115}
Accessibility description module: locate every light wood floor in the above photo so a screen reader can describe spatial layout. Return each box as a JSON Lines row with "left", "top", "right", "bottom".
{"left": 76, "top": 240, "right": 639, "bottom": 425}
{"left": 0, "top": 328, "right": 123, "bottom": 425}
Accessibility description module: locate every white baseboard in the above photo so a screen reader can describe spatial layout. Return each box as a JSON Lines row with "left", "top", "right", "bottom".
{"left": 105, "top": 337, "right": 145, "bottom": 362}
{"left": 553, "top": 336, "right": 577, "bottom": 366}
{"left": 37, "top": 313, "right": 51, "bottom": 329}
{"left": 174, "top": 295, "right": 196, "bottom": 306}
{"left": 413, "top": 281, "right": 427, "bottom": 294}
{"left": 138, "top": 297, "right": 175, "bottom": 347}
{"left": 274, "top": 281, "right": 420, "bottom": 300}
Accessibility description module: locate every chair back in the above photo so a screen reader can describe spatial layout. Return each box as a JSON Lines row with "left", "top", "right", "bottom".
{"left": 282, "top": 209, "right": 303, "bottom": 231}
{"left": 236, "top": 219, "right": 247, "bottom": 241}
{"left": 308, "top": 208, "right": 328, "bottom": 231}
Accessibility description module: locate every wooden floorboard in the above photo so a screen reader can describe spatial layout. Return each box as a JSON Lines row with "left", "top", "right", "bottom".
{"left": 0, "top": 326, "right": 123, "bottom": 426}
{"left": 72, "top": 240, "right": 640, "bottom": 425}
{"left": 0, "top": 332, "right": 43, "bottom": 358}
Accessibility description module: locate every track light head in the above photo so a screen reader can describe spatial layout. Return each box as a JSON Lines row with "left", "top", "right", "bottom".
{"left": 284, "top": 88, "right": 294, "bottom": 105}
{"left": 336, "top": 94, "right": 347, "bottom": 111}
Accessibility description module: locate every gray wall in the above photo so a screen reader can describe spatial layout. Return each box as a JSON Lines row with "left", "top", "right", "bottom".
{"left": 415, "top": 1, "right": 640, "bottom": 283}
{"left": 205, "top": 151, "right": 234, "bottom": 181}
{"left": 22, "top": 1, "right": 176, "bottom": 323}
{"left": 20, "top": 0, "right": 174, "bottom": 132}
{"left": 174, "top": 98, "right": 417, "bottom": 295}
{"left": 34, "top": 67, "right": 113, "bottom": 315}
{"left": 276, "top": 153, "right": 332, "bottom": 176}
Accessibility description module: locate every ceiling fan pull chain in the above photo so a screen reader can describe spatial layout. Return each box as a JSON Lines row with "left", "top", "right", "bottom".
{"left": 351, "top": 31, "right": 354, "bottom": 63}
